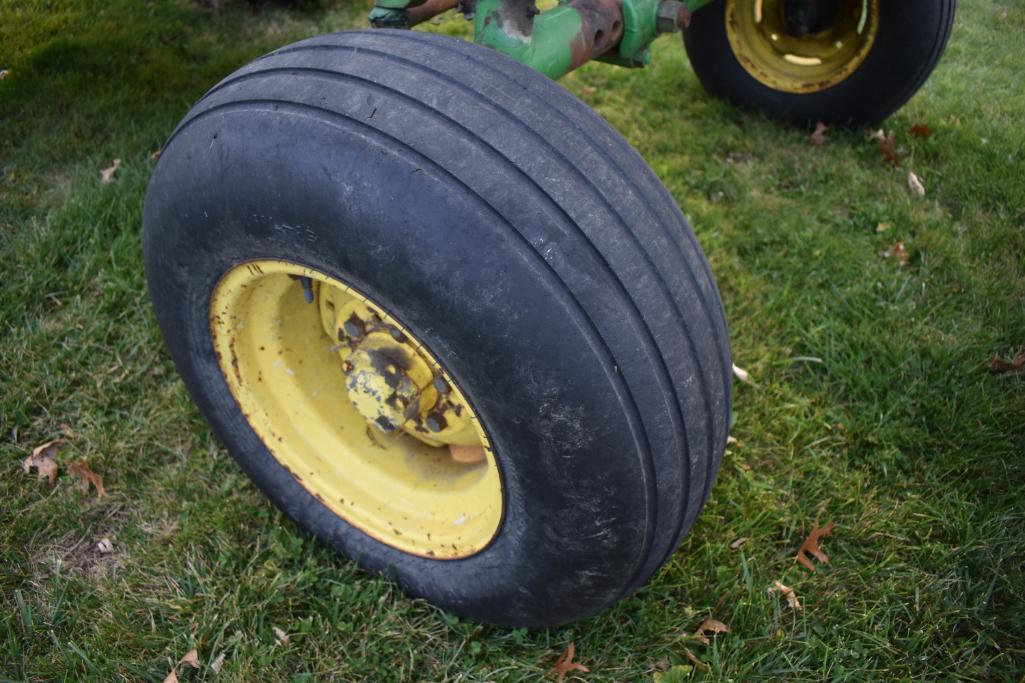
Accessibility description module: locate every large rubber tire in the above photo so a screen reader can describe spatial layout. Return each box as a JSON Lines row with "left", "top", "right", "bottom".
{"left": 143, "top": 29, "right": 732, "bottom": 627}
{"left": 683, "top": 0, "right": 956, "bottom": 126}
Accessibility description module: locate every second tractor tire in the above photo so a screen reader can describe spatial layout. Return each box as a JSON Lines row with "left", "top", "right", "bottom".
{"left": 684, "top": 0, "right": 956, "bottom": 126}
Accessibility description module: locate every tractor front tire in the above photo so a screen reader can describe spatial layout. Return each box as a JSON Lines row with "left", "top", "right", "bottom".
{"left": 143, "top": 29, "right": 731, "bottom": 627}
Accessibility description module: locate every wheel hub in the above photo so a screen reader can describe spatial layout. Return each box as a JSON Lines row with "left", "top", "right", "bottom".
{"left": 316, "top": 284, "right": 482, "bottom": 451}
{"left": 208, "top": 260, "right": 500, "bottom": 557}
{"left": 783, "top": 0, "right": 842, "bottom": 37}
{"left": 726, "top": 0, "right": 878, "bottom": 94}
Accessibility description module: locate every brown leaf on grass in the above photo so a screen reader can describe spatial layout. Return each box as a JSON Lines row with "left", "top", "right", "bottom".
{"left": 730, "top": 537, "right": 748, "bottom": 550}
{"left": 697, "top": 618, "right": 729, "bottom": 635}
{"left": 879, "top": 131, "right": 901, "bottom": 167}
{"left": 209, "top": 652, "right": 226, "bottom": 674}
{"left": 551, "top": 642, "right": 589, "bottom": 682}
{"left": 768, "top": 580, "right": 802, "bottom": 610}
{"left": 0, "top": 69, "right": 10, "bottom": 79}
{"left": 654, "top": 657, "right": 670, "bottom": 672}
{"left": 163, "top": 649, "right": 200, "bottom": 683}
{"left": 273, "top": 626, "right": 290, "bottom": 645}
{"left": 795, "top": 522, "right": 836, "bottom": 571}
{"left": 23, "top": 439, "right": 65, "bottom": 486}
{"left": 100, "top": 158, "right": 121, "bottom": 184}
{"left": 880, "top": 242, "right": 909, "bottom": 266}
{"left": 998, "top": 7, "right": 1008, "bottom": 20}
{"left": 683, "top": 648, "right": 708, "bottom": 671}
{"left": 867, "top": 128, "right": 886, "bottom": 143}
{"left": 810, "top": 122, "right": 829, "bottom": 146}
{"left": 68, "top": 458, "right": 105, "bottom": 498}
{"left": 989, "top": 352, "right": 1025, "bottom": 374}
{"left": 907, "top": 171, "right": 926, "bottom": 197}
{"left": 97, "top": 537, "right": 114, "bottom": 554}
{"left": 682, "top": 631, "right": 711, "bottom": 646}
{"left": 180, "top": 650, "right": 200, "bottom": 668}
{"left": 909, "top": 124, "right": 934, "bottom": 138}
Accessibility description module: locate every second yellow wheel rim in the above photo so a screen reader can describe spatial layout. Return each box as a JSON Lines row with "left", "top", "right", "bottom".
{"left": 209, "top": 260, "right": 503, "bottom": 558}
{"left": 726, "top": 0, "right": 879, "bottom": 94}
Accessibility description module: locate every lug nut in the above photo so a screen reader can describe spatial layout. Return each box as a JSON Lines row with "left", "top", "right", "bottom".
{"left": 425, "top": 412, "right": 447, "bottom": 433}
{"left": 343, "top": 318, "right": 364, "bottom": 339}
{"left": 656, "top": 0, "right": 691, "bottom": 33}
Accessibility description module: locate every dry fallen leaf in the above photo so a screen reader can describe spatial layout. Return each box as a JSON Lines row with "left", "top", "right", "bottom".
{"left": 810, "top": 122, "right": 829, "bottom": 146}
{"left": 907, "top": 171, "right": 926, "bottom": 197}
{"left": 796, "top": 522, "right": 836, "bottom": 571}
{"left": 551, "top": 642, "right": 589, "bottom": 682}
{"left": 100, "top": 158, "right": 121, "bottom": 184}
{"left": 97, "top": 537, "right": 114, "bottom": 554}
{"left": 683, "top": 648, "right": 707, "bottom": 671}
{"left": 880, "top": 242, "right": 909, "bottom": 266}
{"left": 697, "top": 617, "right": 729, "bottom": 635}
{"left": 730, "top": 537, "right": 748, "bottom": 550}
{"left": 273, "top": 626, "right": 289, "bottom": 645}
{"left": 989, "top": 352, "right": 1025, "bottom": 374}
{"left": 867, "top": 128, "right": 886, "bottom": 143}
{"left": 0, "top": 69, "right": 10, "bottom": 79}
{"left": 768, "top": 580, "right": 802, "bottom": 610}
{"left": 879, "top": 131, "right": 901, "bottom": 167}
{"left": 180, "top": 650, "right": 200, "bottom": 669}
{"left": 23, "top": 439, "right": 64, "bottom": 487}
{"left": 909, "top": 123, "right": 934, "bottom": 138}
{"left": 875, "top": 222, "right": 890, "bottom": 233}
{"left": 210, "top": 651, "right": 226, "bottom": 674}
{"left": 732, "top": 364, "right": 754, "bottom": 385}
{"left": 68, "top": 458, "right": 105, "bottom": 498}
{"left": 163, "top": 648, "right": 200, "bottom": 683}
{"left": 998, "top": 7, "right": 1008, "bottom": 20}
{"left": 682, "top": 631, "right": 710, "bottom": 646}
{"left": 654, "top": 657, "right": 670, "bottom": 672}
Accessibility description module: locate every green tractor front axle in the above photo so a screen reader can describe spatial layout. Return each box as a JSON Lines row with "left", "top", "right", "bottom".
{"left": 369, "top": 0, "right": 716, "bottom": 79}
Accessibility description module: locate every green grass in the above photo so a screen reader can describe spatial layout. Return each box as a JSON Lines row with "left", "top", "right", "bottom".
{"left": 2, "top": 0, "right": 1024, "bottom": 680}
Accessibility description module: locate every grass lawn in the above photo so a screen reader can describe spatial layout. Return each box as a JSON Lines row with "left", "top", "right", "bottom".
{"left": 2, "top": 0, "right": 1023, "bottom": 680}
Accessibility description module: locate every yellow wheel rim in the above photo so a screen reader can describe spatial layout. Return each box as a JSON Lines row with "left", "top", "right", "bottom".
{"left": 726, "top": 0, "right": 879, "bottom": 93}
{"left": 209, "top": 260, "right": 503, "bottom": 558}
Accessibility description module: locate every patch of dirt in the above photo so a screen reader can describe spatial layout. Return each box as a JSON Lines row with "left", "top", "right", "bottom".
{"left": 41, "top": 504, "right": 130, "bottom": 580}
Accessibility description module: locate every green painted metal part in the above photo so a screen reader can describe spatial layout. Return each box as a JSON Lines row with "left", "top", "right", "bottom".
{"left": 367, "top": 0, "right": 719, "bottom": 78}
{"left": 473, "top": 0, "right": 583, "bottom": 79}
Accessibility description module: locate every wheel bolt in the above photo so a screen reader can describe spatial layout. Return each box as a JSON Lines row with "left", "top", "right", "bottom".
{"left": 343, "top": 319, "right": 363, "bottom": 338}
{"left": 425, "top": 412, "right": 447, "bottom": 433}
